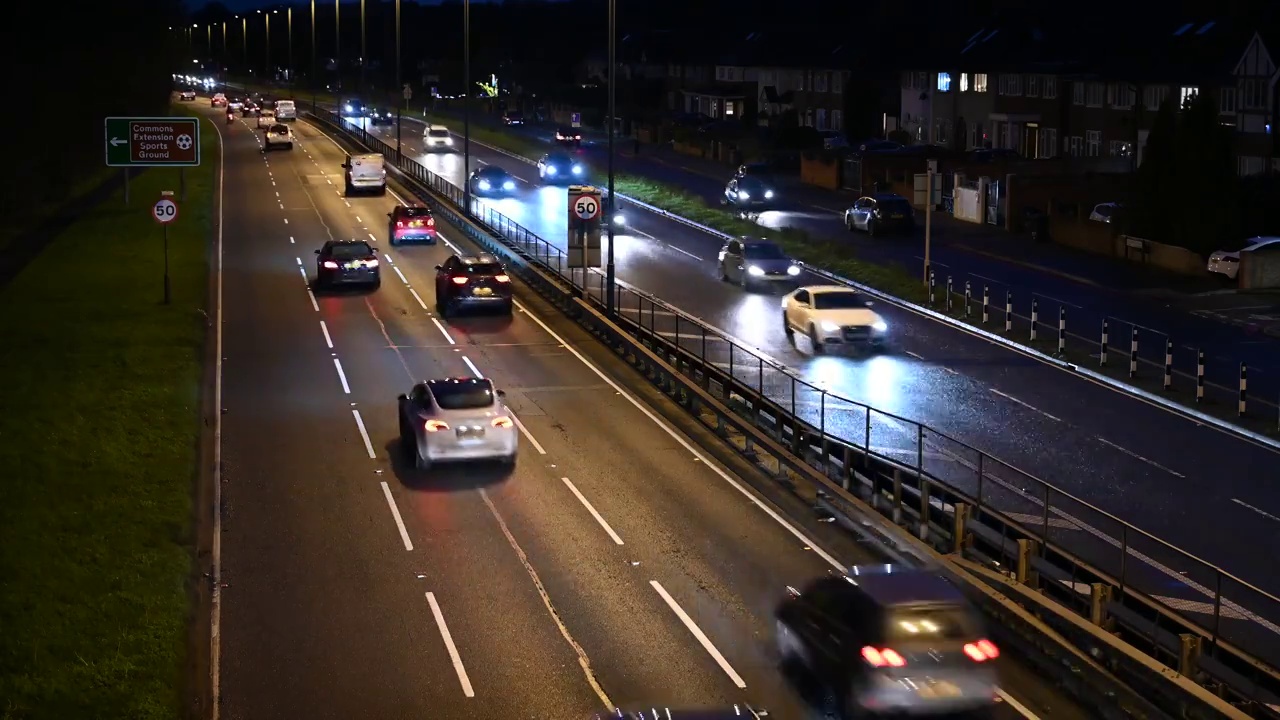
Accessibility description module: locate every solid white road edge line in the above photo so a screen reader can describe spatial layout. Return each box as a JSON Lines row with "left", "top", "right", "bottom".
{"left": 333, "top": 357, "right": 351, "bottom": 394}
{"left": 379, "top": 481, "right": 414, "bottom": 551}
{"left": 210, "top": 113, "right": 226, "bottom": 720}
{"left": 351, "top": 409, "right": 376, "bottom": 459}
{"left": 425, "top": 592, "right": 475, "bottom": 698}
{"left": 319, "top": 320, "right": 334, "bottom": 349}
{"left": 649, "top": 580, "right": 747, "bottom": 688}
{"left": 561, "top": 478, "right": 624, "bottom": 545}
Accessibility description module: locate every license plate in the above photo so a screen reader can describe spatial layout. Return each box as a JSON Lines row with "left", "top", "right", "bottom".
{"left": 456, "top": 427, "right": 484, "bottom": 439}
{"left": 891, "top": 214, "right": 904, "bottom": 218}
{"left": 473, "top": 287, "right": 492, "bottom": 296}
{"left": 916, "top": 682, "right": 960, "bottom": 698}
{"left": 345, "top": 262, "right": 361, "bottom": 269}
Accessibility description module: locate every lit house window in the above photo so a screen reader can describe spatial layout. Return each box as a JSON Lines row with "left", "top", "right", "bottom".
{"left": 937, "top": 72, "right": 952, "bottom": 92}
{"left": 960, "top": 73, "right": 970, "bottom": 91}
{"left": 1181, "top": 86, "right": 1199, "bottom": 106}
{"left": 973, "top": 73, "right": 988, "bottom": 93}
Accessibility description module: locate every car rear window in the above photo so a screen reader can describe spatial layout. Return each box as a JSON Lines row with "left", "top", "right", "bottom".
{"left": 270, "top": 125, "right": 288, "bottom": 134}
{"left": 429, "top": 128, "right": 450, "bottom": 138}
{"left": 428, "top": 379, "right": 494, "bottom": 410}
{"left": 812, "top": 291, "right": 868, "bottom": 310}
{"left": 884, "top": 606, "right": 974, "bottom": 641}
{"left": 401, "top": 207, "right": 432, "bottom": 217}
{"left": 880, "top": 199, "right": 912, "bottom": 213}
{"left": 329, "top": 242, "right": 373, "bottom": 258}
{"left": 462, "top": 262, "right": 503, "bottom": 276}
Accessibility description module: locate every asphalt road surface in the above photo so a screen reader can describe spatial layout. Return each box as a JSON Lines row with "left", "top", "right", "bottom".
{"left": 211, "top": 105, "right": 1078, "bottom": 719}
{"left": 338, "top": 113, "right": 1280, "bottom": 639}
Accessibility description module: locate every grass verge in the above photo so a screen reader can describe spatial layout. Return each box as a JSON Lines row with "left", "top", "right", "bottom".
{"left": 0, "top": 168, "right": 119, "bottom": 255}
{"left": 0, "top": 106, "right": 215, "bottom": 719}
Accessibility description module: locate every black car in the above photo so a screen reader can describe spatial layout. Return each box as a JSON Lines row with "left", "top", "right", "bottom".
{"left": 724, "top": 162, "right": 778, "bottom": 209}
{"left": 365, "top": 106, "right": 394, "bottom": 125}
{"left": 468, "top": 166, "right": 517, "bottom": 197}
{"left": 388, "top": 205, "right": 437, "bottom": 245}
{"left": 776, "top": 566, "right": 999, "bottom": 718}
{"left": 242, "top": 100, "right": 261, "bottom": 116}
{"left": 340, "top": 99, "right": 364, "bottom": 118}
{"left": 434, "top": 253, "right": 512, "bottom": 316}
{"left": 554, "top": 126, "right": 582, "bottom": 147}
{"left": 844, "top": 193, "right": 915, "bottom": 235}
{"left": 502, "top": 110, "right": 524, "bottom": 125}
{"left": 536, "top": 152, "right": 585, "bottom": 183}
{"left": 315, "top": 240, "right": 380, "bottom": 289}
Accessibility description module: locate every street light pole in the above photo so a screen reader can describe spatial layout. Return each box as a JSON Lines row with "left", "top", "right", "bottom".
{"left": 264, "top": 11, "right": 271, "bottom": 78}
{"left": 206, "top": 25, "right": 212, "bottom": 58}
{"left": 335, "top": 0, "right": 341, "bottom": 90}
{"left": 241, "top": 18, "right": 247, "bottom": 73}
{"left": 463, "top": 0, "right": 471, "bottom": 211}
{"left": 605, "top": 0, "right": 616, "bottom": 313}
{"left": 287, "top": 8, "right": 293, "bottom": 85}
{"left": 310, "top": 0, "right": 316, "bottom": 94}
{"left": 395, "top": 0, "right": 402, "bottom": 161}
{"left": 360, "top": 0, "right": 366, "bottom": 93}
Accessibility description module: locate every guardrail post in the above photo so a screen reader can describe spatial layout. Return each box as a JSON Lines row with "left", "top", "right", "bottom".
{"left": 1196, "top": 350, "right": 1205, "bottom": 402}
{"left": 1178, "top": 634, "right": 1202, "bottom": 677}
{"left": 1089, "top": 583, "right": 1112, "bottom": 628}
{"left": 1163, "top": 339, "right": 1173, "bottom": 390}
{"left": 928, "top": 270, "right": 936, "bottom": 307}
{"left": 1129, "top": 327, "right": 1139, "bottom": 377}
{"left": 952, "top": 502, "right": 969, "bottom": 553}
{"left": 1015, "top": 538, "right": 1038, "bottom": 585}
{"left": 1057, "top": 307, "right": 1066, "bottom": 355}
{"left": 842, "top": 445, "right": 853, "bottom": 491}
{"left": 918, "top": 478, "right": 930, "bottom": 541}
{"left": 1100, "top": 320, "right": 1109, "bottom": 366}
{"left": 1004, "top": 291, "right": 1012, "bottom": 333}
{"left": 963, "top": 280, "right": 971, "bottom": 318}
{"left": 1238, "top": 363, "right": 1247, "bottom": 416}
{"left": 892, "top": 468, "right": 903, "bottom": 524}
{"left": 981, "top": 285, "right": 989, "bottom": 324}
{"left": 945, "top": 276, "right": 953, "bottom": 312}
{"left": 1030, "top": 298, "right": 1038, "bottom": 341}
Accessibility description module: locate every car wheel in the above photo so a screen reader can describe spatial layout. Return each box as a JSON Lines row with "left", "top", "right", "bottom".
{"left": 287, "top": 143, "right": 293, "bottom": 150}
{"left": 344, "top": 181, "right": 353, "bottom": 195}
{"left": 371, "top": 279, "right": 381, "bottom": 290}
{"left": 809, "top": 325, "right": 825, "bottom": 354}
{"left": 389, "top": 234, "right": 399, "bottom": 247}
{"left": 777, "top": 620, "right": 804, "bottom": 665}
{"left": 845, "top": 214, "right": 854, "bottom": 231}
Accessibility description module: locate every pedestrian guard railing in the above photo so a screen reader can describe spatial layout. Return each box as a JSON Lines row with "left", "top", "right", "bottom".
{"left": 307, "top": 108, "right": 1280, "bottom": 718}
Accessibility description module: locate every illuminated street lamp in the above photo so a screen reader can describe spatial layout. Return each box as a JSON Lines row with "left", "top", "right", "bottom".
{"left": 462, "top": 0, "right": 471, "bottom": 210}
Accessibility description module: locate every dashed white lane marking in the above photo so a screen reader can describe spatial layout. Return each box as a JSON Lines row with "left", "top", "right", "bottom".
{"left": 905, "top": 350, "right": 924, "bottom": 360}
{"left": 425, "top": 592, "right": 475, "bottom": 698}
{"left": 333, "top": 357, "right": 351, "bottom": 394}
{"left": 351, "top": 409, "right": 376, "bottom": 459}
{"left": 355, "top": 215, "right": 362, "bottom": 223}
{"left": 306, "top": 290, "right": 319, "bottom": 312}
{"left": 650, "top": 580, "right": 746, "bottom": 688}
{"left": 294, "top": 257, "right": 302, "bottom": 266}
{"left": 393, "top": 266, "right": 410, "bottom": 285}
{"left": 408, "top": 288, "right": 429, "bottom": 310}
{"left": 668, "top": 245, "right": 703, "bottom": 262}
{"left": 431, "top": 317, "right": 456, "bottom": 344}
{"left": 1233, "top": 498, "right": 1280, "bottom": 524}
{"left": 990, "top": 388, "right": 1061, "bottom": 422}
{"left": 561, "top": 478, "right": 624, "bottom": 545}
{"left": 461, "top": 355, "right": 484, "bottom": 378}
{"left": 380, "top": 481, "right": 413, "bottom": 551}
{"left": 289, "top": 235, "right": 295, "bottom": 244}
{"left": 1096, "top": 437, "right": 1186, "bottom": 478}
{"left": 381, "top": 253, "right": 393, "bottom": 264}
{"left": 284, "top": 218, "right": 289, "bottom": 224}
{"left": 319, "top": 320, "right": 333, "bottom": 348}
{"left": 369, "top": 232, "right": 379, "bottom": 243}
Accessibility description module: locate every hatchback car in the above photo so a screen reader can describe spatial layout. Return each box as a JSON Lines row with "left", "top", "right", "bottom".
{"left": 424, "top": 125, "right": 453, "bottom": 151}
{"left": 555, "top": 126, "right": 583, "bottom": 147}
{"left": 718, "top": 238, "right": 800, "bottom": 290}
{"left": 434, "top": 253, "right": 513, "bottom": 315}
{"left": 314, "top": 240, "right": 379, "bottom": 289}
{"left": 776, "top": 566, "right": 999, "bottom": 718}
{"left": 388, "top": 205, "right": 437, "bottom": 245}
{"left": 398, "top": 377, "right": 518, "bottom": 470}
{"left": 468, "top": 166, "right": 517, "bottom": 197}
{"left": 844, "top": 193, "right": 915, "bottom": 235}
{"left": 365, "top": 106, "right": 394, "bottom": 125}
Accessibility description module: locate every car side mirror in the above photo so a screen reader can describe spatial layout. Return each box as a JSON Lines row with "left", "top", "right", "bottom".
{"left": 313, "top": 249, "right": 321, "bottom": 254}
{"left": 386, "top": 212, "right": 393, "bottom": 218}
{"left": 397, "top": 393, "right": 408, "bottom": 402}
{"left": 434, "top": 264, "right": 442, "bottom": 270}
{"left": 497, "top": 389, "right": 506, "bottom": 397}
{"left": 341, "top": 162, "right": 350, "bottom": 169}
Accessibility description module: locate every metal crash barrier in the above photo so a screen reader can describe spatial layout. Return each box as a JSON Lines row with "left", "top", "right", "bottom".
{"left": 306, "top": 109, "right": 1278, "bottom": 718}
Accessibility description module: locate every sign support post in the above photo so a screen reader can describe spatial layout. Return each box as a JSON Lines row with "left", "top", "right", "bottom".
{"left": 567, "top": 185, "right": 603, "bottom": 298}
{"left": 154, "top": 192, "right": 180, "bottom": 305}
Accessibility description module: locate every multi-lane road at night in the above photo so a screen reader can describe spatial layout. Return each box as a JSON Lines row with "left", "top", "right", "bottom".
{"left": 343, "top": 112, "right": 1280, "bottom": 622}
{"left": 211, "top": 105, "right": 1078, "bottom": 718}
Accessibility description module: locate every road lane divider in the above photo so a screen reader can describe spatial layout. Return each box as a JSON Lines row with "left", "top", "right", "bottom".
{"left": 460, "top": 356, "right": 483, "bottom": 378}
{"left": 425, "top": 592, "right": 475, "bottom": 698}
{"left": 351, "top": 409, "right": 376, "bottom": 459}
{"left": 320, "top": 320, "right": 334, "bottom": 349}
{"left": 430, "top": 317, "right": 456, "bottom": 344}
{"left": 649, "top": 580, "right": 746, "bottom": 689}
{"left": 380, "top": 481, "right": 413, "bottom": 551}
{"left": 561, "top": 478, "right": 624, "bottom": 546}
{"left": 333, "top": 357, "right": 351, "bottom": 394}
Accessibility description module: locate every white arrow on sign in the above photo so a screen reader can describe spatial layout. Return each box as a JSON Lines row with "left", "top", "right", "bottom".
{"left": 110, "top": 137, "right": 127, "bottom": 147}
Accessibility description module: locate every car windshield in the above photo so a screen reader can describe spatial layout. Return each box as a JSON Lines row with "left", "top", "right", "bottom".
{"left": 884, "top": 606, "right": 974, "bottom": 641}
{"left": 813, "top": 291, "right": 869, "bottom": 310}
{"left": 479, "top": 168, "right": 507, "bottom": 179}
{"left": 879, "top": 199, "right": 912, "bottom": 213}
{"left": 740, "top": 164, "right": 770, "bottom": 176}
{"left": 546, "top": 155, "right": 573, "bottom": 165}
{"left": 328, "top": 242, "right": 374, "bottom": 259}
{"left": 743, "top": 243, "right": 786, "bottom": 259}
{"left": 428, "top": 128, "right": 450, "bottom": 138}
{"left": 428, "top": 379, "right": 494, "bottom": 410}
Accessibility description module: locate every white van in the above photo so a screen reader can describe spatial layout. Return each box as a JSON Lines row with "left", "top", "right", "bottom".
{"left": 275, "top": 99, "right": 297, "bottom": 122}
{"left": 343, "top": 153, "right": 386, "bottom": 195}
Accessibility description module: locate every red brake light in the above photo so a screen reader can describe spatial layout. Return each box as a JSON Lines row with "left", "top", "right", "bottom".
{"left": 426, "top": 217, "right": 435, "bottom": 226}
{"left": 861, "top": 646, "right": 906, "bottom": 667}
{"left": 491, "top": 416, "right": 514, "bottom": 428}
{"left": 450, "top": 276, "right": 469, "bottom": 285}
{"left": 322, "top": 261, "right": 339, "bottom": 269}
{"left": 494, "top": 274, "right": 510, "bottom": 283}
{"left": 425, "top": 420, "right": 449, "bottom": 432}
{"left": 963, "top": 639, "right": 1000, "bottom": 662}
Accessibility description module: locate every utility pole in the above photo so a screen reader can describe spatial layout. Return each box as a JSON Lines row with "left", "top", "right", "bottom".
{"left": 335, "top": 0, "right": 341, "bottom": 90}
{"left": 605, "top": 0, "right": 616, "bottom": 313}
{"left": 359, "top": 0, "right": 366, "bottom": 93}
{"left": 462, "top": 0, "right": 471, "bottom": 211}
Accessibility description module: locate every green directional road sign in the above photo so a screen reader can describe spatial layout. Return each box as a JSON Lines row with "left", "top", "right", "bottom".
{"left": 104, "top": 117, "right": 201, "bottom": 167}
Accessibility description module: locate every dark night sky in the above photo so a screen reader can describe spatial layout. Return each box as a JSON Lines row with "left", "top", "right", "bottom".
{"left": 195, "top": 0, "right": 496, "bottom": 10}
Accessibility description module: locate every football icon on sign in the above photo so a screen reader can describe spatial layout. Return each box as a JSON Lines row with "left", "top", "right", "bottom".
{"left": 176, "top": 134, "right": 193, "bottom": 150}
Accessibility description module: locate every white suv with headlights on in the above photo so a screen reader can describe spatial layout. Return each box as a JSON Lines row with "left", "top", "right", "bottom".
{"left": 782, "top": 285, "right": 887, "bottom": 354}
{"left": 424, "top": 125, "right": 453, "bottom": 150}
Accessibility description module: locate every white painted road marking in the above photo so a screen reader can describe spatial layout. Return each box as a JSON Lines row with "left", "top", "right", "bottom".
{"left": 990, "top": 388, "right": 1061, "bottom": 422}
{"left": 305, "top": 290, "right": 319, "bottom": 312}
{"left": 393, "top": 266, "right": 410, "bottom": 285}
{"left": 319, "top": 320, "right": 333, "bottom": 349}
{"left": 649, "top": 580, "right": 746, "bottom": 688}
{"left": 561, "top": 478, "right": 624, "bottom": 545}
{"left": 351, "top": 409, "right": 376, "bottom": 458}
{"left": 461, "top": 355, "right": 484, "bottom": 378}
{"left": 510, "top": 413, "right": 547, "bottom": 455}
{"left": 380, "top": 481, "right": 413, "bottom": 551}
{"left": 425, "top": 592, "right": 475, "bottom": 698}
{"left": 408, "top": 288, "right": 430, "bottom": 310}
{"left": 1233, "top": 498, "right": 1280, "bottom": 523}
{"left": 431, "top": 317, "right": 456, "bottom": 344}
{"left": 333, "top": 357, "right": 351, "bottom": 394}
{"left": 1096, "top": 437, "right": 1186, "bottom": 478}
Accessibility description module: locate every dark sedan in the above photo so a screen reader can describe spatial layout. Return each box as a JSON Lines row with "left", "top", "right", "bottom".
{"left": 315, "top": 240, "right": 380, "bottom": 289}
{"left": 536, "top": 152, "right": 585, "bottom": 183}
{"left": 365, "top": 106, "right": 394, "bottom": 125}
{"left": 468, "top": 166, "right": 517, "bottom": 197}
{"left": 554, "top": 126, "right": 582, "bottom": 147}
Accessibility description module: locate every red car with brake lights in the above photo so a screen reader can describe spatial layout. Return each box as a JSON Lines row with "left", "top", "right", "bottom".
{"left": 388, "top": 205, "right": 437, "bottom": 245}
{"left": 434, "top": 253, "right": 512, "bottom": 317}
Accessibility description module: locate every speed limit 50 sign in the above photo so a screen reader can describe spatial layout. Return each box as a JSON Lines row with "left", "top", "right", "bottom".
{"left": 153, "top": 197, "right": 179, "bottom": 224}
{"left": 573, "top": 195, "right": 600, "bottom": 221}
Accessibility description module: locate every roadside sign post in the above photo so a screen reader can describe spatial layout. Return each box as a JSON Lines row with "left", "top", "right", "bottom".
{"left": 567, "top": 185, "right": 602, "bottom": 293}
{"left": 154, "top": 192, "right": 179, "bottom": 305}
{"left": 571, "top": 112, "right": 581, "bottom": 129}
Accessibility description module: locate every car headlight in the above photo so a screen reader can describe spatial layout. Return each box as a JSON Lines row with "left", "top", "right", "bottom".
{"left": 444, "top": 137, "right": 452, "bottom": 144}
{"left": 747, "top": 265, "right": 765, "bottom": 277}
{"left": 873, "top": 321, "right": 888, "bottom": 333}
{"left": 546, "top": 165, "right": 557, "bottom": 175}
{"left": 786, "top": 265, "right": 800, "bottom": 276}
{"left": 572, "top": 165, "right": 583, "bottom": 175}
{"left": 820, "top": 321, "right": 841, "bottom": 332}
{"left": 503, "top": 180, "right": 515, "bottom": 190}
{"left": 612, "top": 213, "right": 626, "bottom": 226}
{"left": 478, "top": 180, "right": 491, "bottom": 190}
{"left": 738, "top": 190, "right": 750, "bottom": 200}
{"left": 344, "top": 104, "right": 353, "bottom": 112}
{"left": 764, "top": 190, "right": 775, "bottom": 199}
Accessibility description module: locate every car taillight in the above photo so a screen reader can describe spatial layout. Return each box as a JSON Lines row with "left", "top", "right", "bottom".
{"left": 425, "top": 420, "right": 450, "bottom": 432}
{"left": 491, "top": 416, "right": 513, "bottom": 428}
{"left": 364, "top": 259, "right": 378, "bottom": 267}
{"left": 322, "top": 261, "right": 339, "bottom": 269}
{"left": 963, "top": 639, "right": 999, "bottom": 662}
{"left": 396, "top": 221, "right": 404, "bottom": 228}
{"left": 426, "top": 217, "right": 435, "bottom": 226}
{"left": 861, "top": 646, "right": 906, "bottom": 667}
{"left": 450, "top": 276, "right": 469, "bottom": 285}
{"left": 494, "top": 274, "right": 510, "bottom": 283}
